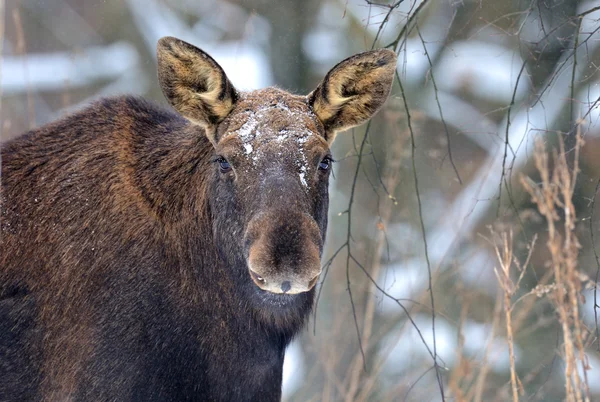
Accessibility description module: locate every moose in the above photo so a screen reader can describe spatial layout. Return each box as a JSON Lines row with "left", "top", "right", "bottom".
{"left": 0, "top": 37, "right": 396, "bottom": 401}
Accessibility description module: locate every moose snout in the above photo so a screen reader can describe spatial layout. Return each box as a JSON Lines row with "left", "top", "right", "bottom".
{"left": 245, "top": 211, "right": 323, "bottom": 295}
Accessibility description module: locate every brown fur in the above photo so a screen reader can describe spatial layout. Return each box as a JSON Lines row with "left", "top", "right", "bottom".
{"left": 0, "top": 37, "right": 396, "bottom": 401}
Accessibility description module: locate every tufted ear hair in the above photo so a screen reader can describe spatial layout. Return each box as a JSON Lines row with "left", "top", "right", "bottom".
{"left": 308, "top": 49, "right": 396, "bottom": 144}
{"left": 157, "top": 36, "right": 237, "bottom": 140}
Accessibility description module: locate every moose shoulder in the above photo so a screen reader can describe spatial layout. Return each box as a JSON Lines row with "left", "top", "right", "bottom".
{"left": 0, "top": 37, "right": 396, "bottom": 401}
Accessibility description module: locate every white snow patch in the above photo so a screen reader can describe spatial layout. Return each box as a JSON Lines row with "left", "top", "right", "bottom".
{"left": 297, "top": 150, "right": 309, "bottom": 189}
{"left": 276, "top": 130, "right": 290, "bottom": 142}
{"left": 299, "top": 173, "right": 307, "bottom": 187}
{"left": 299, "top": 165, "right": 308, "bottom": 188}
{"left": 237, "top": 116, "right": 258, "bottom": 140}
{"left": 244, "top": 143, "right": 253, "bottom": 155}
{"left": 296, "top": 135, "right": 309, "bottom": 145}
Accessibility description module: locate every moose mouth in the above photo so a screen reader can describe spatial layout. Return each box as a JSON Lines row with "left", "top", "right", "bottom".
{"left": 248, "top": 268, "right": 320, "bottom": 295}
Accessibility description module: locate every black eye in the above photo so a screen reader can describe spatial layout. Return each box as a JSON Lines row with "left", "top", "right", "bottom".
{"left": 319, "top": 156, "right": 333, "bottom": 171}
{"left": 215, "top": 156, "right": 232, "bottom": 173}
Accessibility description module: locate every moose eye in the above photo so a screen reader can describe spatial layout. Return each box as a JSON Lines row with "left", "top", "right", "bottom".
{"left": 318, "top": 156, "right": 333, "bottom": 171}
{"left": 215, "top": 156, "right": 232, "bottom": 173}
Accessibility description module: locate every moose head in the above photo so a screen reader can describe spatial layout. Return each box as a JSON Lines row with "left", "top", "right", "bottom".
{"left": 157, "top": 37, "right": 396, "bottom": 313}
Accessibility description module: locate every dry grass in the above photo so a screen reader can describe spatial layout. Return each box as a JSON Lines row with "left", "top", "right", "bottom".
{"left": 491, "top": 229, "right": 535, "bottom": 402}
{"left": 520, "top": 134, "right": 591, "bottom": 402}
{"left": 305, "top": 118, "right": 598, "bottom": 401}
{"left": 438, "top": 132, "right": 593, "bottom": 402}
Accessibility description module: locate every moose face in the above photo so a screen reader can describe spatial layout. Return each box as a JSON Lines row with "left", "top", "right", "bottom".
{"left": 157, "top": 37, "right": 396, "bottom": 309}
{"left": 213, "top": 90, "right": 329, "bottom": 297}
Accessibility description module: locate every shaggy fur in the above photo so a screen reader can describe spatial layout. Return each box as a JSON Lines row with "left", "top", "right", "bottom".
{"left": 0, "top": 37, "right": 395, "bottom": 401}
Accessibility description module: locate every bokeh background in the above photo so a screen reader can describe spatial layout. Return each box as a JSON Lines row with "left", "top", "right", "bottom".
{"left": 2, "top": 0, "right": 600, "bottom": 401}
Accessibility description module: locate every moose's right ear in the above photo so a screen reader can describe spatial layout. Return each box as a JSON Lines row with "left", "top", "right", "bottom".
{"left": 157, "top": 37, "right": 237, "bottom": 136}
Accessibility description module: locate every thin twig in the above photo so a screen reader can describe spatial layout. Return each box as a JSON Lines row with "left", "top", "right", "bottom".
{"left": 368, "top": 0, "right": 403, "bottom": 50}
{"left": 396, "top": 68, "right": 445, "bottom": 400}
{"left": 416, "top": 23, "right": 462, "bottom": 185}
{"left": 497, "top": 59, "right": 528, "bottom": 216}
{"left": 345, "top": 120, "right": 375, "bottom": 374}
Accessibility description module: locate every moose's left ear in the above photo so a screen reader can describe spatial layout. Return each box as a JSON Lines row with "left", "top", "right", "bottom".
{"left": 308, "top": 49, "right": 396, "bottom": 144}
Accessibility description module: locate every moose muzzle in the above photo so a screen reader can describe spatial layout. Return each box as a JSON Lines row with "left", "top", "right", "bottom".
{"left": 245, "top": 210, "right": 322, "bottom": 295}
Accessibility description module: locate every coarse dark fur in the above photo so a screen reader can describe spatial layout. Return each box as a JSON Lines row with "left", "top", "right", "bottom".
{"left": 0, "top": 37, "right": 396, "bottom": 401}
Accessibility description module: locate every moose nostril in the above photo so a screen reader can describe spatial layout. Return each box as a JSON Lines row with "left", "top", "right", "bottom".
{"left": 280, "top": 281, "right": 291, "bottom": 293}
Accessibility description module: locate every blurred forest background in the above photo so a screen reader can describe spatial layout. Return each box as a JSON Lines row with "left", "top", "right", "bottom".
{"left": 2, "top": 0, "right": 600, "bottom": 401}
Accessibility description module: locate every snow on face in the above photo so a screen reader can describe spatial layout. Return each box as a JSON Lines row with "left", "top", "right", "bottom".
{"left": 223, "top": 92, "right": 323, "bottom": 190}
